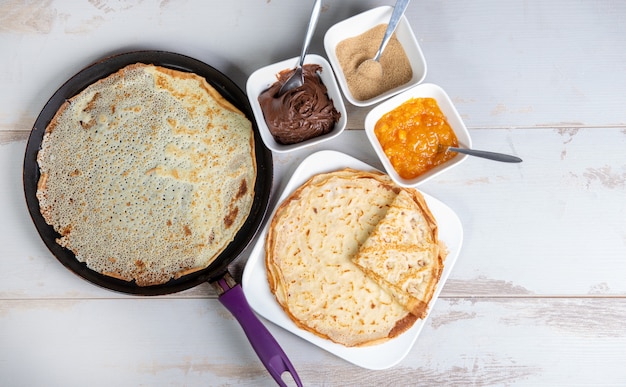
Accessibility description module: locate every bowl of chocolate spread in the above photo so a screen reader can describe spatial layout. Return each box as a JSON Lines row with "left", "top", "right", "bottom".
{"left": 247, "top": 54, "right": 346, "bottom": 153}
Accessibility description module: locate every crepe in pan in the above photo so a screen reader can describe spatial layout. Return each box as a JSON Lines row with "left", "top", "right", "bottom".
{"left": 36, "top": 63, "right": 256, "bottom": 286}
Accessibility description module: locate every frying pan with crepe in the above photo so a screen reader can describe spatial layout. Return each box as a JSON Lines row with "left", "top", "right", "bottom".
{"left": 22, "top": 50, "right": 301, "bottom": 387}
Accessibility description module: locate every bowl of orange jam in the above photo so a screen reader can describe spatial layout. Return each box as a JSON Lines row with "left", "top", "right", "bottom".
{"left": 365, "top": 83, "right": 471, "bottom": 187}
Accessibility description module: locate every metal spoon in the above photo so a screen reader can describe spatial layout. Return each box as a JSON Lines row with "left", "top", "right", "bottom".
{"left": 278, "top": 0, "right": 322, "bottom": 96}
{"left": 445, "top": 146, "right": 523, "bottom": 163}
{"left": 357, "top": 0, "right": 411, "bottom": 77}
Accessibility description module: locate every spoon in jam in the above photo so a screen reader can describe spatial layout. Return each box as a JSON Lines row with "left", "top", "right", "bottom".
{"left": 357, "top": 0, "right": 411, "bottom": 78}
{"left": 441, "top": 145, "right": 523, "bottom": 163}
{"left": 278, "top": 0, "right": 322, "bottom": 96}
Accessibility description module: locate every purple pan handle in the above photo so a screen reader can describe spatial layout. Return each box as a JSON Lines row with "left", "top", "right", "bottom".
{"left": 216, "top": 278, "right": 302, "bottom": 387}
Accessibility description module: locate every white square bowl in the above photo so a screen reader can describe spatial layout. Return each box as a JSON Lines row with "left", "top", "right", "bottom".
{"left": 324, "top": 5, "right": 427, "bottom": 107}
{"left": 246, "top": 54, "right": 347, "bottom": 153}
{"left": 365, "top": 83, "right": 472, "bottom": 187}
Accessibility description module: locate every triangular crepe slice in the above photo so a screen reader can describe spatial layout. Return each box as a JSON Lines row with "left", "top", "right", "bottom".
{"left": 352, "top": 189, "right": 445, "bottom": 318}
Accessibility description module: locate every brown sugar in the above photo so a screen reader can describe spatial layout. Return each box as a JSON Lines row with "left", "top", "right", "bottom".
{"left": 336, "top": 24, "right": 413, "bottom": 101}
{"left": 357, "top": 59, "right": 383, "bottom": 80}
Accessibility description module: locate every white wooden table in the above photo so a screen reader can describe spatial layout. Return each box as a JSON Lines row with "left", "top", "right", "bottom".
{"left": 2, "top": 1, "right": 626, "bottom": 385}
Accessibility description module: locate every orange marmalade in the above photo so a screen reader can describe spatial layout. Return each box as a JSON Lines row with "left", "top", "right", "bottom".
{"left": 374, "top": 97, "right": 459, "bottom": 180}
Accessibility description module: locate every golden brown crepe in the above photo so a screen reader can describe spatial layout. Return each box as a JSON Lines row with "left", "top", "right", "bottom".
{"left": 36, "top": 63, "right": 256, "bottom": 286}
{"left": 266, "top": 168, "right": 442, "bottom": 347}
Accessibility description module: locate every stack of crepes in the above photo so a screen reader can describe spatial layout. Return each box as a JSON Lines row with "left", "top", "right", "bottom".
{"left": 265, "top": 168, "right": 447, "bottom": 347}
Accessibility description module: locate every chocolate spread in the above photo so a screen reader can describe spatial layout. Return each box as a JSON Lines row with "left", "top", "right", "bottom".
{"left": 258, "top": 64, "right": 341, "bottom": 145}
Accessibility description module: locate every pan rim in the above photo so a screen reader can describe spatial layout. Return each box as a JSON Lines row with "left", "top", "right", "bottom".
{"left": 22, "top": 50, "right": 273, "bottom": 296}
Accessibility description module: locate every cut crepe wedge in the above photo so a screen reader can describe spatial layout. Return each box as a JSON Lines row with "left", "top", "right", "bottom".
{"left": 352, "top": 189, "right": 446, "bottom": 318}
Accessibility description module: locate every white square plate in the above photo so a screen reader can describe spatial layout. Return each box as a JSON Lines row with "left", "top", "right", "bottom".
{"left": 241, "top": 150, "right": 463, "bottom": 370}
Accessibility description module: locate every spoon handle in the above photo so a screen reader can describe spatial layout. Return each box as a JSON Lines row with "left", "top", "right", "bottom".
{"left": 298, "top": 0, "right": 322, "bottom": 67}
{"left": 373, "top": 0, "right": 411, "bottom": 62}
{"left": 448, "top": 147, "right": 523, "bottom": 163}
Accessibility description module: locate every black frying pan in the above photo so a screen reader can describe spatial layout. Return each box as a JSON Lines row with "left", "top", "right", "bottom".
{"left": 22, "top": 50, "right": 301, "bottom": 387}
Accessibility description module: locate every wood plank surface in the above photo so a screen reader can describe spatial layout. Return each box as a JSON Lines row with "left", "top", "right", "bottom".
{"left": 1, "top": 0, "right": 626, "bottom": 385}
{"left": 2, "top": 297, "right": 626, "bottom": 386}
{"left": 2, "top": 1, "right": 626, "bottom": 132}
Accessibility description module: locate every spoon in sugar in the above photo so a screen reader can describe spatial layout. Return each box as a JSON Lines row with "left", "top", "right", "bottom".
{"left": 357, "top": 0, "right": 411, "bottom": 78}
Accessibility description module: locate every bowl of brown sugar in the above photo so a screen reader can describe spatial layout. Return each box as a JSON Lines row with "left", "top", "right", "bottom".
{"left": 324, "top": 5, "right": 427, "bottom": 107}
